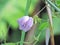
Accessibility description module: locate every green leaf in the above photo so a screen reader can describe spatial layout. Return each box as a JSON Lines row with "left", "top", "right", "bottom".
{"left": 53, "top": 17, "right": 60, "bottom": 35}
{"left": 55, "top": 0, "right": 60, "bottom": 8}
{"left": 0, "top": 20, "right": 8, "bottom": 40}
{"left": 36, "top": 15, "right": 60, "bottom": 43}
{"left": 38, "top": 22, "right": 48, "bottom": 30}
{"left": 0, "top": 0, "right": 9, "bottom": 10}
{"left": 0, "top": 0, "right": 38, "bottom": 29}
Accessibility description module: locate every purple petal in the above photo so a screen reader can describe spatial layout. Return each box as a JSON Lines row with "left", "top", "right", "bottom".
{"left": 18, "top": 16, "right": 29, "bottom": 26}
{"left": 18, "top": 16, "right": 33, "bottom": 32}
{"left": 23, "top": 17, "right": 33, "bottom": 32}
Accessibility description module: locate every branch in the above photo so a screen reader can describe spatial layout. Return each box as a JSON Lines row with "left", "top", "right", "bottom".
{"left": 46, "top": 1, "right": 55, "bottom": 45}
{"left": 47, "top": 0, "right": 60, "bottom": 12}
{"left": 24, "top": 24, "right": 37, "bottom": 45}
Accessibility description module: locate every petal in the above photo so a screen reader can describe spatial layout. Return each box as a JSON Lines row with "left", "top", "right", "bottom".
{"left": 18, "top": 16, "right": 33, "bottom": 32}
{"left": 23, "top": 17, "right": 33, "bottom": 32}
{"left": 18, "top": 16, "right": 29, "bottom": 26}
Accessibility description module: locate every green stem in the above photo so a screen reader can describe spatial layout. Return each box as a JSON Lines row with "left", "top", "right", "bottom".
{"left": 20, "top": 31, "right": 25, "bottom": 45}
{"left": 25, "top": 0, "right": 31, "bottom": 15}
{"left": 33, "top": 32, "right": 41, "bottom": 45}
{"left": 20, "top": 0, "right": 31, "bottom": 45}
{"left": 46, "top": 1, "right": 55, "bottom": 45}
{"left": 47, "top": 0, "right": 60, "bottom": 12}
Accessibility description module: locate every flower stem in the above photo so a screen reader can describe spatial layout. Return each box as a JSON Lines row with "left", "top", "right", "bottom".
{"left": 20, "top": 0, "right": 31, "bottom": 45}
{"left": 20, "top": 31, "right": 25, "bottom": 45}
{"left": 25, "top": 0, "right": 31, "bottom": 15}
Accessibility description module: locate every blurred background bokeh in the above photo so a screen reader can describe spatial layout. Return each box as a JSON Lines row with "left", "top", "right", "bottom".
{"left": 0, "top": 0, "right": 60, "bottom": 45}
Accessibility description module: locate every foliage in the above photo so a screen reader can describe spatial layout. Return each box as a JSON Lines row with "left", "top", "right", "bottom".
{"left": 0, "top": 0, "right": 60, "bottom": 45}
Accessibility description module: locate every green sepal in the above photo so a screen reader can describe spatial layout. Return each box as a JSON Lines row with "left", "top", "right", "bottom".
{"left": 33, "top": 15, "right": 41, "bottom": 24}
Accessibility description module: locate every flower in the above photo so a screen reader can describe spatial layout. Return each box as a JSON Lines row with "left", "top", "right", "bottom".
{"left": 18, "top": 16, "right": 33, "bottom": 32}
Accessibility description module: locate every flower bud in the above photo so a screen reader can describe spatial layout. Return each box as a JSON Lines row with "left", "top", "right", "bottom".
{"left": 18, "top": 16, "right": 33, "bottom": 32}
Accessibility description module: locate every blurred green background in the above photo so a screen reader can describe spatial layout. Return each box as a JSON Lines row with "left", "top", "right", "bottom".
{"left": 0, "top": 0, "right": 60, "bottom": 45}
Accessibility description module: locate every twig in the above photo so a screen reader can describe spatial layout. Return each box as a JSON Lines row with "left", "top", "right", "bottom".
{"left": 35, "top": 5, "right": 46, "bottom": 16}
{"left": 24, "top": 24, "right": 36, "bottom": 45}
{"left": 46, "top": 1, "right": 55, "bottom": 45}
{"left": 47, "top": 0, "right": 60, "bottom": 12}
{"left": 33, "top": 32, "right": 41, "bottom": 45}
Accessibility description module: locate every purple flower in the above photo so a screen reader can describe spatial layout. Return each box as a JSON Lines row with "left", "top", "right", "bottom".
{"left": 18, "top": 16, "right": 33, "bottom": 32}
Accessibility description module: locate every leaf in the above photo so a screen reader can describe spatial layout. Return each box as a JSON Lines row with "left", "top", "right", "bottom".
{"left": 0, "top": 0, "right": 38, "bottom": 29}
{"left": 0, "top": 0, "right": 9, "bottom": 10}
{"left": 36, "top": 15, "right": 60, "bottom": 43}
{"left": 0, "top": 20, "right": 8, "bottom": 40}
{"left": 55, "top": 0, "right": 60, "bottom": 8}
{"left": 38, "top": 22, "right": 48, "bottom": 30}
{"left": 53, "top": 17, "right": 60, "bottom": 35}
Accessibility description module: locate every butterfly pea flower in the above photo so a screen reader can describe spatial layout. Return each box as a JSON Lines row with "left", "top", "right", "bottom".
{"left": 18, "top": 16, "right": 33, "bottom": 32}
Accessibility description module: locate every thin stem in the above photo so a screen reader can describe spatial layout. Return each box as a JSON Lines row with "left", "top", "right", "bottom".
{"left": 33, "top": 41, "right": 38, "bottom": 45}
{"left": 17, "top": 40, "right": 33, "bottom": 44}
{"left": 47, "top": 0, "right": 60, "bottom": 12}
{"left": 46, "top": 1, "right": 55, "bottom": 45}
{"left": 25, "top": 0, "right": 31, "bottom": 15}
{"left": 20, "top": 31, "right": 25, "bottom": 45}
{"left": 20, "top": 0, "right": 31, "bottom": 45}
{"left": 33, "top": 32, "right": 41, "bottom": 45}
{"left": 35, "top": 5, "right": 46, "bottom": 16}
